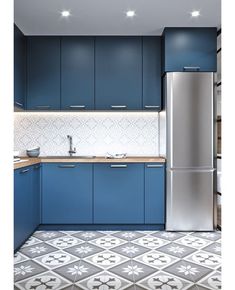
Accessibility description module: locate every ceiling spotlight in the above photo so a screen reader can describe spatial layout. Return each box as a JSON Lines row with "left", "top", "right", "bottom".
{"left": 126, "top": 10, "right": 136, "bottom": 17}
{"left": 191, "top": 10, "right": 200, "bottom": 17}
{"left": 61, "top": 10, "right": 70, "bottom": 17}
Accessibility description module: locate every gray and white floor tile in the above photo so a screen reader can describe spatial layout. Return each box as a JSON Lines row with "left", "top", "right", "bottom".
{"left": 14, "top": 230, "right": 221, "bottom": 289}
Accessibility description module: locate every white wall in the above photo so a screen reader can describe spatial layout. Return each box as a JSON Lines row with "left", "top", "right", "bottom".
{"left": 14, "top": 112, "right": 166, "bottom": 157}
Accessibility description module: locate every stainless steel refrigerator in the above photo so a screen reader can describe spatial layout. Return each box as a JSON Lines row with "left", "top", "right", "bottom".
{"left": 165, "top": 72, "right": 217, "bottom": 231}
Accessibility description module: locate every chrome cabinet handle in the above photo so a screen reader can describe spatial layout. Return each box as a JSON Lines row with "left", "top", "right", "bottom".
{"left": 69, "top": 105, "right": 86, "bottom": 109}
{"left": 58, "top": 165, "right": 76, "bottom": 168}
{"left": 15, "top": 102, "right": 23, "bottom": 107}
{"left": 110, "top": 164, "right": 127, "bottom": 168}
{"left": 111, "top": 105, "right": 127, "bottom": 109}
{"left": 183, "top": 66, "right": 200, "bottom": 71}
{"left": 146, "top": 164, "right": 164, "bottom": 168}
{"left": 20, "top": 169, "right": 29, "bottom": 174}
{"left": 144, "top": 105, "right": 160, "bottom": 109}
{"left": 36, "top": 105, "right": 51, "bottom": 109}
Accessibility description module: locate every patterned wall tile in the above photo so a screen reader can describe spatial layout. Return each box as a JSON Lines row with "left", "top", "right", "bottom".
{"left": 14, "top": 112, "right": 166, "bottom": 157}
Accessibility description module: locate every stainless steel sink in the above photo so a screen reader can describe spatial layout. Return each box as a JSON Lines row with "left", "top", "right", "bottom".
{"left": 44, "top": 156, "right": 96, "bottom": 159}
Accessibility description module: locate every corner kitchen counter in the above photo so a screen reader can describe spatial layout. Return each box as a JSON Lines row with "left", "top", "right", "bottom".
{"left": 14, "top": 156, "right": 166, "bottom": 169}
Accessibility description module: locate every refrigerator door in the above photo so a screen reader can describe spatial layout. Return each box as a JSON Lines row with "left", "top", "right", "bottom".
{"left": 166, "top": 169, "right": 215, "bottom": 231}
{"left": 166, "top": 72, "right": 215, "bottom": 169}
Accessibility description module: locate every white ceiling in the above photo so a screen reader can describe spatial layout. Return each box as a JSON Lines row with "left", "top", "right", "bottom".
{"left": 14, "top": 0, "right": 221, "bottom": 35}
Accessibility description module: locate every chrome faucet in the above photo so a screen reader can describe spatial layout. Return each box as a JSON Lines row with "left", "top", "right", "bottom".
{"left": 67, "top": 135, "right": 76, "bottom": 156}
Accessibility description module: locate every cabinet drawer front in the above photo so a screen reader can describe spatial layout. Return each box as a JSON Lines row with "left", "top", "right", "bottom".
{"left": 42, "top": 163, "right": 93, "bottom": 224}
{"left": 94, "top": 163, "right": 144, "bottom": 224}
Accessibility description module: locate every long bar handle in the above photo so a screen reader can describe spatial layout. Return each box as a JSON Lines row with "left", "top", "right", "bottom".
{"left": 69, "top": 105, "right": 86, "bottom": 109}
{"left": 58, "top": 165, "right": 76, "bottom": 168}
{"left": 110, "top": 164, "right": 127, "bottom": 168}
{"left": 144, "top": 105, "right": 160, "bottom": 109}
{"left": 20, "top": 169, "right": 29, "bottom": 174}
{"left": 111, "top": 105, "right": 127, "bottom": 109}
{"left": 15, "top": 102, "right": 23, "bottom": 107}
{"left": 183, "top": 66, "right": 200, "bottom": 71}
{"left": 146, "top": 164, "right": 164, "bottom": 168}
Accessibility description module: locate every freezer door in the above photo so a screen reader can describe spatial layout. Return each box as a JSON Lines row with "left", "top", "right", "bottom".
{"left": 166, "top": 169, "right": 215, "bottom": 231}
{"left": 166, "top": 72, "right": 215, "bottom": 169}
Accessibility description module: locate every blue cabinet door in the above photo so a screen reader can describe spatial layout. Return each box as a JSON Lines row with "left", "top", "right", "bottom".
{"left": 14, "top": 167, "right": 33, "bottom": 250}
{"left": 27, "top": 37, "right": 61, "bottom": 110}
{"left": 143, "top": 37, "right": 162, "bottom": 111}
{"left": 163, "top": 28, "right": 217, "bottom": 72}
{"left": 14, "top": 25, "right": 26, "bottom": 109}
{"left": 61, "top": 37, "right": 95, "bottom": 110}
{"left": 95, "top": 37, "right": 142, "bottom": 110}
{"left": 31, "top": 164, "right": 41, "bottom": 229}
{"left": 94, "top": 163, "right": 144, "bottom": 224}
{"left": 145, "top": 163, "right": 165, "bottom": 224}
{"left": 42, "top": 163, "right": 93, "bottom": 224}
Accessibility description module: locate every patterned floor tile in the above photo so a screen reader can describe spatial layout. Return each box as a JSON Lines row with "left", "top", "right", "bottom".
{"left": 187, "top": 285, "right": 211, "bottom": 290}
{"left": 184, "top": 251, "right": 221, "bottom": 270}
{"left": 112, "top": 231, "right": 145, "bottom": 241}
{"left": 64, "top": 242, "right": 104, "bottom": 258}
{"left": 157, "top": 242, "right": 197, "bottom": 258}
{"left": 20, "top": 236, "right": 42, "bottom": 248}
{"left": 14, "top": 252, "right": 29, "bottom": 264}
{"left": 14, "top": 260, "right": 47, "bottom": 282}
{"left": 151, "top": 231, "right": 185, "bottom": 241}
{"left": 60, "top": 285, "right": 83, "bottom": 290}
{"left": 34, "top": 250, "right": 79, "bottom": 270}
{"left": 19, "top": 242, "right": 58, "bottom": 258}
{"left": 111, "top": 242, "right": 150, "bottom": 258}
{"left": 201, "top": 242, "right": 221, "bottom": 256}
{"left": 132, "top": 236, "right": 170, "bottom": 249}
{"left": 46, "top": 236, "right": 83, "bottom": 249}
{"left": 125, "top": 285, "right": 148, "bottom": 290}
{"left": 175, "top": 236, "right": 212, "bottom": 249}
{"left": 190, "top": 232, "right": 221, "bottom": 241}
{"left": 109, "top": 260, "right": 157, "bottom": 282}
{"left": 137, "top": 271, "right": 193, "bottom": 290}
{"left": 72, "top": 231, "right": 105, "bottom": 241}
{"left": 76, "top": 270, "right": 132, "bottom": 290}
{"left": 90, "top": 236, "right": 126, "bottom": 249}
{"left": 133, "top": 250, "right": 179, "bottom": 269}
{"left": 163, "top": 260, "right": 213, "bottom": 283}
{"left": 15, "top": 271, "right": 70, "bottom": 290}
{"left": 33, "top": 231, "right": 66, "bottom": 241}
{"left": 54, "top": 260, "right": 103, "bottom": 283}
{"left": 197, "top": 271, "right": 221, "bottom": 290}
{"left": 84, "top": 250, "right": 129, "bottom": 269}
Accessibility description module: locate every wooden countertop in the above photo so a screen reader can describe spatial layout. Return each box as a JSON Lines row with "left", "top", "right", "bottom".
{"left": 14, "top": 156, "right": 166, "bottom": 169}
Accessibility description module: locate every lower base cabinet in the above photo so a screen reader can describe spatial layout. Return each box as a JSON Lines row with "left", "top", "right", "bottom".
{"left": 42, "top": 163, "right": 93, "bottom": 224}
{"left": 94, "top": 163, "right": 145, "bottom": 224}
{"left": 14, "top": 165, "right": 40, "bottom": 250}
{"left": 145, "top": 163, "right": 165, "bottom": 224}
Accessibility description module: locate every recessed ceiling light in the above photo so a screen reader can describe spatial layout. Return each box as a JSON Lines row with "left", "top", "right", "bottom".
{"left": 126, "top": 10, "right": 136, "bottom": 18}
{"left": 191, "top": 10, "right": 200, "bottom": 17}
{"left": 61, "top": 10, "right": 70, "bottom": 17}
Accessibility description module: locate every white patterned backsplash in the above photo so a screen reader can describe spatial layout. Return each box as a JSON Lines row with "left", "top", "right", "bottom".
{"left": 14, "top": 112, "right": 166, "bottom": 157}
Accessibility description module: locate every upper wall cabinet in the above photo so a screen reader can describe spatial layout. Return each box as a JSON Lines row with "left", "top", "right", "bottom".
{"left": 95, "top": 37, "right": 142, "bottom": 110}
{"left": 14, "top": 25, "right": 26, "bottom": 110}
{"left": 163, "top": 28, "right": 217, "bottom": 72}
{"left": 61, "top": 37, "right": 95, "bottom": 110}
{"left": 27, "top": 37, "right": 61, "bottom": 110}
{"left": 143, "top": 37, "right": 162, "bottom": 111}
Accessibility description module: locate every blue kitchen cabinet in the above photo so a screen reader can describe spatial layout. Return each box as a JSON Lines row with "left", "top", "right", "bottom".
{"left": 27, "top": 37, "right": 61, "bottom": 110}
{"left": 145, "top": 163, "right": 165, "bottom": 224}
{"left": 42, "top": 163, "right": 93, "bottom": 224}
{"left": 61, "top": 37, "right": 95, "bottom": 110}
{"left": 94, "top": 163, "right": 144, "bottom": 224}
{"left": 143, "top": 37, "right": 162, "bottom": 111}
{"left": 31, "top": 164, "right": 41, "bottom": 230}
{"left": 163, "top": 28, "right": 217, "bottom": 72}
{"left": 14, "top": 24, "right": 26, "bottom": 109}
{"left": 95, "top": 37, "right": 142, "bottom": 110}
